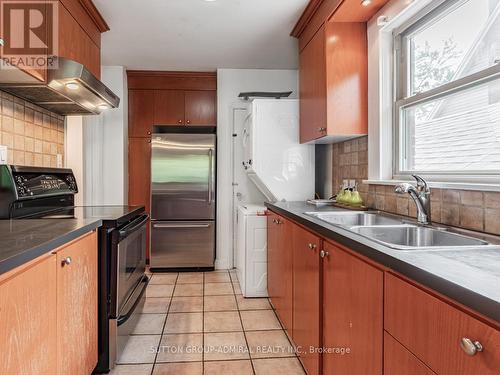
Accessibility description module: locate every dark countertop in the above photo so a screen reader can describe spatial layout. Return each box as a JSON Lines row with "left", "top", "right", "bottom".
{"left": 266, "top": 201, "right": 500, "bottom": 324}
{"left": 0, "top": 205, "right": 145, "bottom": 276}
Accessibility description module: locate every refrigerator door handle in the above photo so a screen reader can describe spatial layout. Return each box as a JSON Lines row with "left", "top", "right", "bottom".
{"left": 152, "top": 223, "right": 211, "bottom": 229}
{"left": 208, "top": 148, "right": 214, "bottom": 205}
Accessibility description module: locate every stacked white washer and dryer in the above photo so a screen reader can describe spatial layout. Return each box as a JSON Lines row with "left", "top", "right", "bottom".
{"left": 236, "top": 99, "right": 315, "bottom": 297}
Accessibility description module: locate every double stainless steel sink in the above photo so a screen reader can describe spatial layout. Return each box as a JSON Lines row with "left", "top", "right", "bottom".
{"left": 305, "top": 211, "right": 495, "bottom": 251}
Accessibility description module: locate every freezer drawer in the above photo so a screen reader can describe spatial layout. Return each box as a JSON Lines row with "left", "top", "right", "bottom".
{"left": 151, "top": 221, "right": 215, "bottom": 268}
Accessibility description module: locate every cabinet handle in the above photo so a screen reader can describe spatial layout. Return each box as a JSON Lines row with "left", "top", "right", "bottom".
{"left": 320, "top": 250, "right": 329, "bottom": 258}
{"left": 460, "top": 338, "right": 483, "bottom": 356}
{"left": 148, "top": 139, "right": 151, "bottom": 143}
{"left": 186, "top": 120, "right": 191, "bottom": 124}
{"left": 147, "top": 131, "right": 151, "bottom": 135}
{"left": 308, "top": 243, "right": 317, "bottom": 250}
{"left": 178, "top": 120, "right": 183, "bottom": 124}
{"left": 61, "top": 257, "right": 72, "bottom": 266}
{"left": 318, "top": 127, "right": 326, "bottom": 133}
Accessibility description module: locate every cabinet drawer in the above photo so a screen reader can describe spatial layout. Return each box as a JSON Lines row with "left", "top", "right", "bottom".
{"left": 384, "top": 332, "right": 436, "bottom": 375}
{"left": 385, "top": 273, "right": 500, "bottom": 374}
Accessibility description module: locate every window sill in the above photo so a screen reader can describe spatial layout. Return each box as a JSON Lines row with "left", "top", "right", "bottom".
{"left": 363, "top": 179, "right": 500, "bottom": 192}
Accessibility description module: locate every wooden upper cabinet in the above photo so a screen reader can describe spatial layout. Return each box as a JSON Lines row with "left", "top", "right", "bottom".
{"left": 0, "top": 254, "right": 57, "bottom": 375}
{"left": 267, "top": 213, "right": 293, "bottom": 335}
{"left": 129, "top": 90, "right": 155, "bottom": 137}
{"left": 185, "top": 90, "right": 217, "bottom": 126}
{"left": 58, "top": 2, "right": 101, "bottom": 78}
{"left": 299, "top": 25, "right": 327, "bottom": 143}
{"left": 55, "top": 231, "right": 98, "bottom": 375}
{"left": 322, "top": 241, "right": 383, "bottom": 375}
{"left": 385, "top": 273, "right": 500, "bottom": 374}
{"left": 292, "top": 222, "right": 321, "bottom": 375}
{"left": 154, "top": 90, "right": 185, "bottom": 125}
{"left": 299, "top": 21, "right": 367, "bottom": 143}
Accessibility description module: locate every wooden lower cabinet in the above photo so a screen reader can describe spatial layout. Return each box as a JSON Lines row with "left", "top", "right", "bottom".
{"left": 322, "top": 241, "right": 383, "bottom": 375}
{"left": 384, "top": 332, "right": 436, "bottom": 375}
{"left": 292, "top": 223, "right": 321, "bottom": 375}
{"left": 0, "top": 254, "right": 58, "bottom": 375}
{"left": 385, "top": 273, "right": 500, "bottom": 374}
{"left": 267, "top": 213, "right": 293, "bottom": 334}
{"left": 0, "top": 231, "right": 98, "bottom": 375}
{"left": 55, "top": 231, "right": 98, "bottom": 375}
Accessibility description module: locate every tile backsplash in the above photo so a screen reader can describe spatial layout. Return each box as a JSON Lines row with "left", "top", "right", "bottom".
{"left": 332, "top": 135, "right": 500, "bottom": 236}
{"left": 0, "top": 91, "right": 65, "bottom": 167}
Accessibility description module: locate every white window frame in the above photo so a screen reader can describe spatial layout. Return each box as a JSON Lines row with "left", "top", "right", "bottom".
{"left": 393, "top": 0, "right": 500, "bottom": 183}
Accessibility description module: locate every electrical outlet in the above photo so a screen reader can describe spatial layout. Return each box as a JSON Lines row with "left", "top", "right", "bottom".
{"left": 56, "top": 154, "right": 63, "bottom": 168}
{"left": 0, "top": 146, "right": 7, "bottom": 165}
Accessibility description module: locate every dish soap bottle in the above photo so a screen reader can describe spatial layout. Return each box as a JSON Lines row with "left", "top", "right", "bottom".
{"left": 349, "top": 184, "right": 363, "bottom": 207}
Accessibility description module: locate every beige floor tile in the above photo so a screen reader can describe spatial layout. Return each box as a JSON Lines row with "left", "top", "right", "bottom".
{"left": 229, "top": 272, "right": 239, "bottom": 283}
{"left": 153, "top": 362, "right": 203, "bottom": 375}
{"left": 150, "top": 273, "right": 178, "bottom": 285}
{"left": 240, "top": 310, "right": 281, "bottom": 331}
{"left": 204, "top": 311, "right": 243, "bottom": 332}
{"left": 143, "top": 298, "right": 171, "bottom": 313}
{"left": 147, "top": 284, "right": 175, "bottom": 298}
{"left": 116, "top": 335, "right": 160, "bottom": 364}
{"left": 164, "top": 312, "right": 203, "bottom": 334}
{"left": 204, "top": 295, "right": 238, "bottom": 312}
{"left": 174, "top": 283, "right": 204, "bottom": 297}
{"left": 204, "top": 332, "right": 249, "bottom": 361}
{"left": 246, "top": 330, "right": 295, "bottom": 358}
{"left": 177, "top": 273, "right": 204, "bottom": 284}
{"left": 132, "top": 314, "right": 166, "bottom": 335}
{"left": 252, "top": 357, "right": 306, "bottom": 375}
{"left": 236, "top": 295, "right": 271, "bottom": 311}
{"left": 169, "top": 296, "right": 203, "bottom": 313}
{"left": 203, "top": 360, "right": 253, "bottom": 375}
{"left": 204, "top": 272, "right": 231, "bottom": 283}
{"left": 233, "top": 283, "right": 242, "bottom": 295}
{"left": 204, "top": 282, "right": 234, "bottom": 296}
{"left": 156, "top": 333, "right": 203, "bottom": 363}
{"left": 109, "top": 364, "right": 153, "bottom": 375}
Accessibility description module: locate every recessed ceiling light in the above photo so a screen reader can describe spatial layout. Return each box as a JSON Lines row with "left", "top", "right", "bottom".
{"left": 65, "top": 82, "right": 79, "bottom": 90}
{"left": 98, "top": 104, "right": 110, "bottom": 110}
{"left": 204, "top": 0, "right": 217, "bottom": 2}
{"left": 361, "top": 0, "right": 372, "bottom": 6}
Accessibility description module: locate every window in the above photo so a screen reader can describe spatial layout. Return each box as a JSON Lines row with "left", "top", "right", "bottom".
{"left": 394, "top": 0, "right": 500, "bottom": 181}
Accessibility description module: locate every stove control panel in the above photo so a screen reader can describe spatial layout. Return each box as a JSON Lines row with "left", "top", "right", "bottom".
{"left": 9, "top": 167, "right": 78, "bottom": 198}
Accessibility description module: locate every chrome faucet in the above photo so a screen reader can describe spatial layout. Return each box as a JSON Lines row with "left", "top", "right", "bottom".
{"left": 394, "top": 175, "right": 431, "bottom": 225}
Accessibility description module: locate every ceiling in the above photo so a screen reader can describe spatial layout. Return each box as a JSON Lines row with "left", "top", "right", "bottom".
{"left": 93, "top": 0, "right": 309, "bottom": 72}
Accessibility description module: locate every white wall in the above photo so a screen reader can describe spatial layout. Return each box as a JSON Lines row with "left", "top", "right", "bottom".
{"left": 83, "top": 66, "right": 128, "bottom": 206}
{"left": 216, "top": 68, "right": 299, "bottom": 269}
{"left": 65, "top": 116, "right": 85, "bottom": 206}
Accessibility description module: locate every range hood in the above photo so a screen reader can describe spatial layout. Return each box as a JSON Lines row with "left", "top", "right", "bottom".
{"left": 0, "top": 57, "right": 120, "bottom": 115}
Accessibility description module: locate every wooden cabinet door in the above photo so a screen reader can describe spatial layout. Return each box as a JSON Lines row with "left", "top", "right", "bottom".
{"left": 56, "top": 231, "right": 98, "bottom": 375}
{"left": 267, "top": 213, "right": 293, "bottom": 334}
{"left": 322, "top": 241, "right": 383, "bottom": 375}
{"left": 128, "top": 137, "right": 152, "bottom": 256}
{"left": 384, "top": 332, "right": 436, "bottom": 375}
{"left": 385, "top": 273, "right": 500, "bottom": 375}
{"left": 299, "top": 24, "right": 326, "bottom": 143}
{"left": 185, "top": 90, "right": 217, "bottom": 126}
{"left": 58, "top": 3, "right": 100, "bottom": 78}
{"left": 0, "top": 254, "right": 57, "bottom": 375}
{"left": 292, "top": 223, "right": 321, "bottom": 375}
{"left": 154, "top": 90, "right": 185, "bottom": 125}
{"left": 129, "top": 90, "right": 155, "bottom": 137}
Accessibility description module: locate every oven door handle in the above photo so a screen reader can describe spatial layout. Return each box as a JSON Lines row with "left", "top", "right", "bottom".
{"left": 117, "top": 275, "right": 149, "bottom": 326}
{"left": 153, "top": 223, "right": 210, "bottom": 229}
{"left": 119, "top": 214, "right": 149, "bottom": 239}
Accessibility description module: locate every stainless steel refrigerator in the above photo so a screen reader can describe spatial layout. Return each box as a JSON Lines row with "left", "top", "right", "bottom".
{"left": 150, "top": 133, "right": 216, "bottom": 269}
